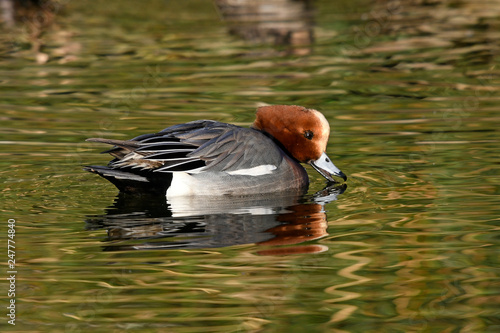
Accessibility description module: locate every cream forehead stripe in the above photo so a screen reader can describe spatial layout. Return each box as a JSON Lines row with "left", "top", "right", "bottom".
{"left": 310, "top": 109, "right": 330, "bottom": 137}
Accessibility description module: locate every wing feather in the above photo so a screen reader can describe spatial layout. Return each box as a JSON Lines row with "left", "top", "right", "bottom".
{"left": 87, "top": 120, "right": 283, "bottom": 174}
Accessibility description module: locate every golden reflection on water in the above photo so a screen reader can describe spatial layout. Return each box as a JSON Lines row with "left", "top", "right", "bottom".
{"left": 1, "top": 0, "right": 499, "bottom": 332}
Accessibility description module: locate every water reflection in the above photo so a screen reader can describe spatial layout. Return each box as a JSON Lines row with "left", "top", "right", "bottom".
{"left": 86, "top": 183, "right": 346, "bottom": 254}
{"left": 215, "top": 0, "right": 314, "bottom": 55}
{"left": 353, "top": 0, "right": 500, "bottom": 67}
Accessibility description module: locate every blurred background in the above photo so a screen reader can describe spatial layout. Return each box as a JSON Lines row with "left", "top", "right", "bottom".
{"left": 1, "top": 0, "right": 499, "bottom": 332}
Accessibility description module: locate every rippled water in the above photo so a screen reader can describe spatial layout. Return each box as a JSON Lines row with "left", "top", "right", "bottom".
{"left": 1, "top": 0, "right": 499, "bottom": 332}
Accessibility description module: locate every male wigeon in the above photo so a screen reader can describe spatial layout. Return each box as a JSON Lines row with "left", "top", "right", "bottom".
{"left": 85, "top": 105, "right": 346, "bottom": 197}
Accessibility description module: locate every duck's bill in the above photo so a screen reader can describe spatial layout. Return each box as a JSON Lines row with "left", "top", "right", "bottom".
{"left": 310, "top": 152, "right": 347, "bottom": 182}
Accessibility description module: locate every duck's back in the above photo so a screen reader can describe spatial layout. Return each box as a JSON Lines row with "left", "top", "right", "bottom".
{"left": 85, "top": 120, "right": 309, "bottom": 196}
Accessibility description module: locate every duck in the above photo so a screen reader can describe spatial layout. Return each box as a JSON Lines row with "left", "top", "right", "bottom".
{"left": 85, "top": 105, "right": 347, "bottom": 197}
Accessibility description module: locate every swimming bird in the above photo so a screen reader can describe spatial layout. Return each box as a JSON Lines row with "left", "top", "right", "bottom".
{"left": 85, "top": 105, "right": 346, "bottom": 197}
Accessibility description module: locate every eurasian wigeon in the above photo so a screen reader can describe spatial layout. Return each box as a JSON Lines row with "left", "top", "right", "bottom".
{"left": 85, "top": 105, "right": 346, "bottom": 197}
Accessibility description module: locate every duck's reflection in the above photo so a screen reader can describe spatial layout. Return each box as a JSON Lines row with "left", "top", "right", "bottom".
{"left": 86, "top": 183, "right": 346, "bottom": 254}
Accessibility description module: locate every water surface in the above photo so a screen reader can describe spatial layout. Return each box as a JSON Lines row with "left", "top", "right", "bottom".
{"left": 1, "top": 0, "right": 499, "bottom": 332}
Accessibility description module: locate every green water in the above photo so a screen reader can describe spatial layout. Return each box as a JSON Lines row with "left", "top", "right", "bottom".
{"left": 1, "top": 0, "right": 499, "bottom": 332}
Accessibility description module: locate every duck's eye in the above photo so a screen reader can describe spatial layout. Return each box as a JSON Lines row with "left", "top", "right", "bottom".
{"left": 304, "top": 130, "right": 314, "bottom": 140}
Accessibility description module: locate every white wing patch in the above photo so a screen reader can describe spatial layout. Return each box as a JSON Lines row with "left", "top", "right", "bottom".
{"left": 226, "top": 165, "right": 277, "bottom": 176}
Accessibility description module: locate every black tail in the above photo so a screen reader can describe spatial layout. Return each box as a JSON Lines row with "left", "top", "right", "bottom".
{"left": 84, "top": 165, "right": 172, "bottom": 194}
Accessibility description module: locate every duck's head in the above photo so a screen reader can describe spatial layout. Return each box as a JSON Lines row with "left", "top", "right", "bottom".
{"left": 253, "top": 105, "right": 347, "bottom": 182}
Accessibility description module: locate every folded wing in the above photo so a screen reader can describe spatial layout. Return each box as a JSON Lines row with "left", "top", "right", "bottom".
{"left": 86, "top": 120, "right": 283, "bottom": 174}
